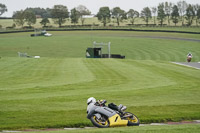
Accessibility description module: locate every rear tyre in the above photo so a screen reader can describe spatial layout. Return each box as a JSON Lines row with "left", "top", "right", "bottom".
{"left": 90, "top": 114, "right": 109, "bottom": 128}
{"left": 187, "top": 58, "right": 191, "bottom": 62}
{"left": 123, "top": 112, "right": 140, "bottom": 126}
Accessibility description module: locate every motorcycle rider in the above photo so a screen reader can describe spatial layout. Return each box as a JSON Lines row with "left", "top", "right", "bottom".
{"left": 87, "top": 97, "right": 96, "bottom": 114}
{"left": 87, "top": 97, "right": 127, "bottom": 113}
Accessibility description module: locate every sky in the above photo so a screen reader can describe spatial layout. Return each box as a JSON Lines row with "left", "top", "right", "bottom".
{"left": 1, "top": 0, "right": 199, "bottom": 17}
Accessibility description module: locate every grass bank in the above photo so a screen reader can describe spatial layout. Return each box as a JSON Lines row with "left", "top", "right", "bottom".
{"left": 0, "top": 58, "right": 199, "bottom": 130}
{"left": 0, "top": 31, "right": 200, "bottom": 130}
{"left": 0, "top": 31, "right": 200, "bottom": 60}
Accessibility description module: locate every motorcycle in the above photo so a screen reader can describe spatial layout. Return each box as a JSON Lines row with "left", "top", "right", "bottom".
{"left": 187, "top": 56, "right": 192, "bottom": 62}
{"left": 87, "top": 100, "right": 140, "bottom": 128}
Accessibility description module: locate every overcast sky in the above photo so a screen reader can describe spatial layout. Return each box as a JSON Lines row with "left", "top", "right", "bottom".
{"left": 1, "top": 0, "right": 199, "bottom": 17}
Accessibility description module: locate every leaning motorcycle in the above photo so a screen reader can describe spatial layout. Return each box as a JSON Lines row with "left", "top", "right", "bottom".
{"left": 87, "top": 100, "right": 140, "bottom": 128}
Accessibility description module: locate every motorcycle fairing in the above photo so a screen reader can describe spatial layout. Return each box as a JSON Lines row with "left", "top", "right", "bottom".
{"left": 109, "top": 114, "right": 128, "bottom": 127}
{"left": 95, "top": 107, "right": 128, "bottom": 127}
{"left": 95, "top": 107, "right": 116, "bottom": 118}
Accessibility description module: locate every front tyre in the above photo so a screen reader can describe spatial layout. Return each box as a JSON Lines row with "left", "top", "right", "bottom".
{"left": 123, "top": 112, "right": 140, "bottom": 126}
{"left": 90, "top": 114, "right": 109, "bottom": 128}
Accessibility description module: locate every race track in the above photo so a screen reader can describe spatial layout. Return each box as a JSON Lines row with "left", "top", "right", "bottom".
{"left": 172, "top": 62, "right": 200, "bottom": 69}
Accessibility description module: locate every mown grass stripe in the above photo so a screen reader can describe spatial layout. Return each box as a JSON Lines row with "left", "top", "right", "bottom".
{"left": 0, "top": 31, "right": 200, "bottom": 130}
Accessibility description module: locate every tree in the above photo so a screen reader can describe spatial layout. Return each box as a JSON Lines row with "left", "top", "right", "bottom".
{"left": 44, "top": 8, "right": 52, "bottom": 18}
{"left": 127, "top": 9, "right": 139, "bottom": 25}
{"left": 141, "top": 7, "right": 152, "bottom": 26}
{"left": 25, "top": 7, "right": 51, "bottom": 18}
{"left": 24, "top": 10, "right": 36, "bottom": 27}
{"left": 97, "top": 7, "right": 111, "bottom": 26}
{"left": 164, "top": 2, "right": 173, "bottom": 25}
{"left": 185, "top": 4, "right": 195, "bottom": 26}
{"left": 13, "top": 10, "right": 25, "bottom": 28}
{"left": 40, "top": 18, "right": 50, "bottom": 27}
{"left": 151, "top": 7, "right": 157, "bottom": 25}
{"left": 177, "top": 1, "right": 188, "bottom": 26}
{"left": 193, "top": 4, "right": 200, "bottom": 26}
{"left": 157, "top": 3, "right": 166, "bottom": 26}
{"left": 171, "top": 5, "right": 179, "bottom": 26}
{"left": 76, "top": 5, "right": 91, "bottom": 26}
{"left": 70, "top": 8, "right": 79, "bottom": 25}
{"left": 197, "top": 8, "right": 200, "bottom": 25}
{"left": 111, "top": 7, "right": 126, "bottom": 26}
{"left": 51, "top": 5, "right": 69, "bottom": 27}
{"left": 0, "top": 3, "right": 7, "bottom": 16}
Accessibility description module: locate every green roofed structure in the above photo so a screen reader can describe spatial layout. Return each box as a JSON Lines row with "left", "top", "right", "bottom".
{"left": 86, "top": 42, "right": 125, "bottom": 59}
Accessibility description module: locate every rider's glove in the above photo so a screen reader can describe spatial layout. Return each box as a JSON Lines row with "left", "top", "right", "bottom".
{"left": 98, "top": 99, "right": 107, "bottom": 106}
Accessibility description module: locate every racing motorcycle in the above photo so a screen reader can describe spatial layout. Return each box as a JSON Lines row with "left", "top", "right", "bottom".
{"left": 187, "top": 56, "right": 192, "bottom": 62}
{"left": 87, "top": 99, "right": 140, "bottom": 128}
{"left": 187, "top": 53, "right": 192, "bottom": 62}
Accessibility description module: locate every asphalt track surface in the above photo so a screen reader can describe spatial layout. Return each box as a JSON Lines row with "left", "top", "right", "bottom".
{"left": 134, "top": 36, "right": 200, "bottom": 42}
{"left": 106, "top": 34, "right": 200, "bottom": 42}
{"left": 172, "top": 62, "right": 200, "bottom": 69}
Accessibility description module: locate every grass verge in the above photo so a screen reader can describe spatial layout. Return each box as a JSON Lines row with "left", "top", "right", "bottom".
{"left": 0, "top": 31, "right": 200, "bottom": 130}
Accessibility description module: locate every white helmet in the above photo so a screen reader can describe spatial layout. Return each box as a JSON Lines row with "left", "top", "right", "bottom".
{"left": 87, "top": 97, "right": 96, "bottom": 105}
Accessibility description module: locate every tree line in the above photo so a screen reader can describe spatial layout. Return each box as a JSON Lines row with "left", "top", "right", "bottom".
{"left": 0, "top": 1, "right": 200, "bottom": 28}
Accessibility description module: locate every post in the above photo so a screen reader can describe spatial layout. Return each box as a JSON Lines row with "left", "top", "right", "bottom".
{"left": 35, "top": 29, "right": 36, "bottom": 36}
{"left": 108, "top": 42, "right": 111, "bottom": 58}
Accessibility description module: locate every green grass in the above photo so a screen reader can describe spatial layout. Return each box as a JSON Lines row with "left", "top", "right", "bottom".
{"left": 21, "top": 124, "right": 200, "bottom": 133}
{"left": 0, "top": 31, "right": 200, "bottom": 130}
{"left": 0, "top": 31, "right": 200, "bottom": 60}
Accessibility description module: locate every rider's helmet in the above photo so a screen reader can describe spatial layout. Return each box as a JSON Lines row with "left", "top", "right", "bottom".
{"left": 87, "top": 97, "right": 96, "bottom": 105}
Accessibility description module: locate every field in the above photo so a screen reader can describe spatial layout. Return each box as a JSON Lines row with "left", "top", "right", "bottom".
{"left": 22, "top": 124, "right": 200, "bottom": 133}
{"left": 0, "top": 31, "right": 200, "bottom": 131}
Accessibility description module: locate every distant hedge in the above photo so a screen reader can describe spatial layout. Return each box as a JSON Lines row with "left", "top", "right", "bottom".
{"left": 0, "top": 17, "right": 12, "bottom": 19}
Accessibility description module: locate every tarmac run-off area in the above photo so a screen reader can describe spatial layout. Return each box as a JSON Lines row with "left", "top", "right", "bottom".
{"left": 172, "top": 62, "right": 200, "bottom": 70}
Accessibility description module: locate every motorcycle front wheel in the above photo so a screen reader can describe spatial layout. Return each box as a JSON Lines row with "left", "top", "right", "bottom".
{"left": 90, "top": 114, "right": 109, "bottom": 128}
{"left": 123, "top": 112, "right": 140, "bottom": 126}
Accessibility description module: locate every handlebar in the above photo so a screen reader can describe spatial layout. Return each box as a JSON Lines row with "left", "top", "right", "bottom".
{"left": 96, "top": 99, "right": 107, "bottom": 106}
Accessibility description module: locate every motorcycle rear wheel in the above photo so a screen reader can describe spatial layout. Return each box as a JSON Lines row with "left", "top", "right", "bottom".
{"left": 123, "top": 112, "right": 140, "bottom": 126}
{"left": 90, "top": 114, "right": 109, "bottom": 128}
{"left": 187, "top": 58, "right": 191, "bottom": 62}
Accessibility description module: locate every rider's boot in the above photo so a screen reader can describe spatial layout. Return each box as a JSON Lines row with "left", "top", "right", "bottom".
{"left": 118, "top": 104, "right": 127, "bottom": 112}
{"left": 121, "top": 105, "right": 127, "bottom": 111}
